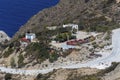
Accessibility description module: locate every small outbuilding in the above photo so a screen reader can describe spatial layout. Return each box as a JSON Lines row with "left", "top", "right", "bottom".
{"left": 63, "top": 24, "right": 79, "bottom": 33}
{"left": 25, "top": 33, "right": 36, "bottom": 42}
{"left": 20, "top": 38, "right": 30, "bottom": 48}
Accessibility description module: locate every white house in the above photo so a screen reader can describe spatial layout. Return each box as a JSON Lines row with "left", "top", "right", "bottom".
{"left": 25, "top": 33, "right": 36, "bottom": 42}
{"left": 63, "top": 24, "right": 79, "bottom": 33}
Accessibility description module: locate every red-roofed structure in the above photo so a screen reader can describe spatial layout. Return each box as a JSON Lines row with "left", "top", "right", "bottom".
{"left": 21, "top": 37, "right": 30, "bottom": 42}
{"left": 20, "top": 37, "right": 30, "bottom": 48}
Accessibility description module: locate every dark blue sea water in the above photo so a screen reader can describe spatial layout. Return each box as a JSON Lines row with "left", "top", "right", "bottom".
{"left": 0, "top": 0, "right": 59, "bottom": 37}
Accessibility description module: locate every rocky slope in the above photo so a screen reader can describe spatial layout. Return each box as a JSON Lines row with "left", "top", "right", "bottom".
{"left": 103, "top": 63, "right": 120, "bottom": 80}
{"left": 13, "top": 0, "right": 120, "bottom": 39}
{"left": 34, "top": 68, "right": 100, "bottom": 80}
{"left": 0, "top": 68, "right": 99, "bottom": 80}
{"left": 33, "top": 62, "right": 120, "bottom": 80}
{"left": 0, "top": 63, "right": 119, "bottom": 80}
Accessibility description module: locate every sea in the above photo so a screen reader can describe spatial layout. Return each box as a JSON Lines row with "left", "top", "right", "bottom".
{"left": 0, "top": 0, "right": 59, "bottom": 37}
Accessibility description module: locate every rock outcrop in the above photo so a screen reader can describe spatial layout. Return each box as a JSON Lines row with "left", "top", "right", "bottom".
{"left": 116, "top": 0, "right": 120, "bottom": 3}
{"left": 103, "top": 63, "right": 120, "bottom": 80}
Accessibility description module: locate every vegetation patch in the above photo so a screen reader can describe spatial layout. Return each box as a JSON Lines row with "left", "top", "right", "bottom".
{"left": 3, "top": 47, "right": 14, "bottom": 58}
{"left": 49, "top": 52, "right": 59, "bottom": 63}
{"left": 4, "top": 73, "right": 12, "bottom": 80}
{"left": 55, "top": 32, "right": 76, "bottom": 42}
{"left": 17, "top": 54, "right": 25, "bottom": 68}
{"left": 25, "top": 42, "right": 50, "bottom": 63}
{"left": 10, "top": 57, "right": 16, "bottom": 68}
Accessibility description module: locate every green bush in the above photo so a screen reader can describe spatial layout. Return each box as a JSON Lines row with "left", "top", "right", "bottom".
{"left": 49, "top": 53, "right": 59, "bottom": 63}
{"left": 10, "top": 57, "right": 16, "bottom": 68}
{"left": 18, "top": 54, "right": 25, "bottom": 68}
{"left": 55, "top": 32, "right": 76, "bottom": 42}
{"left": 4, "top": 73, "right": 12, "bottom": 80}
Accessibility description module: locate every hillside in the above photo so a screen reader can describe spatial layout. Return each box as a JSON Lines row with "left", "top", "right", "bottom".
{"left": 1, "top": 0, "right": 120, "bottom": 80}
{"left": 34, "top": 62, "right": 120, "bottom": 80}
{"left": 13, "top": 0, "right": 120, "bottom": 39}
{"left": 3, "top": 0, "right": 119, "bottom": 69}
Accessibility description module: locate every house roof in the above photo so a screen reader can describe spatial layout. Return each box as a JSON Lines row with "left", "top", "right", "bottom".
{"left": 21, "top": 38, "right": 30, "bottom": 42}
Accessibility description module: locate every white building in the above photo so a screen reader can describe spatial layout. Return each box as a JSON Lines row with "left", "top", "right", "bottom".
{"left": 25, "top": 33, "right": 36, "bottom": 42}
{"left": 63, "top": 24, "right": 79, "bottom": 33}
{"left": 46, "top": 26, "right": 57, "bottom": 30}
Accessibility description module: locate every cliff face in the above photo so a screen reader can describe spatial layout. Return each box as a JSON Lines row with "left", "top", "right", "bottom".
{"left": 13, "top": 0, "right": 120, "bottom": 39}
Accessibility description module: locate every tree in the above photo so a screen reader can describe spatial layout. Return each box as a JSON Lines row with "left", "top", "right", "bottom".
{"left": 49, "top": 52, "right": 59, "bottom": 63}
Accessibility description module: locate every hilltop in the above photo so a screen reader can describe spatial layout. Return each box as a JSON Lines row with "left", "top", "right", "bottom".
{"left": 13, "top": 0, "right": 120, "bottom": 39}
